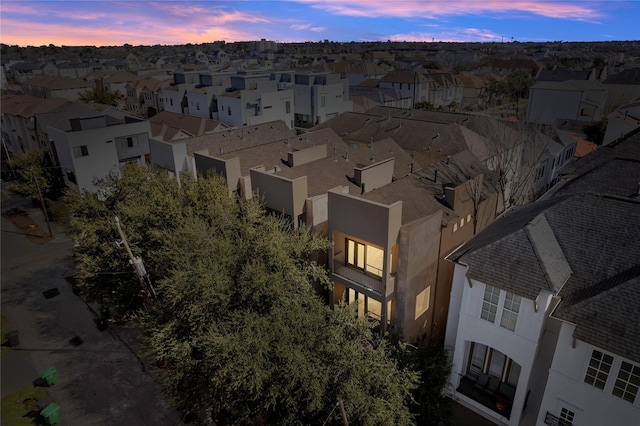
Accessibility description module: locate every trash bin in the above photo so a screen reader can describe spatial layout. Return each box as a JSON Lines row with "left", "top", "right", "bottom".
{"left": 5, "top": 330, "right": 19, "bottom": 347}
{"left": 41, "top": 367, "right": 58, "bottom": 385}
{"left": 40, "top": 402, "right": 60, "bottom": 425}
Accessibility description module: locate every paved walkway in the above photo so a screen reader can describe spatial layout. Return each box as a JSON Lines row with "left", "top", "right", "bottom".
{"left": 1, "top": 187, "right": 182, "bottom": 425}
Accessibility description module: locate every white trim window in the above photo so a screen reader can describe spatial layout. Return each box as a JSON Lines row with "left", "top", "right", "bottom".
{"left": 481, "top": 285, "right": 500, "bottom": 323}
{"left": 584, "top": 349, "right": 613, "bottom": 390}
{"left": 559, "top": 407, "right": 575, "bottom": 425}
{"left": 612, "top": 361, "right": 640, "bottom": 403}
{"left": 500, "top": 292, "right": 521, "bottom": 331}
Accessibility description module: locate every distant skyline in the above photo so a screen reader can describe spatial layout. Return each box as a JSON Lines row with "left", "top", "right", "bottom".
{"left": 1, "top": 1, "right": 639, "bottom": 47}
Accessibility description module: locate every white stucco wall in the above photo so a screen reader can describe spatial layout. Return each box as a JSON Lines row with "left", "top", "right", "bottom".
{"left": 537, "top": 322, "right": 640, "bottom": 426}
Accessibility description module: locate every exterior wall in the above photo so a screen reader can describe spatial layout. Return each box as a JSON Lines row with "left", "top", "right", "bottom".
{"left": 328, "top": 190, "right": 402, "bottom": 328}
{"left": 353, "top": 158, "right": 394, "bottom": 193}
{"left": 526, "top": 86, "right": 607, "bottom": 125}
{"left": 537, "top": 323, "right": 640, "bottom": 426}
{"left": 149, "top": 139, "right": 187, "bottom": 176}
{"left": 395, "top": 211, "right": 443, "bottom": 341}
{"left": 161, "top": 88, "right": 185, "bottom": 114}
{"left": 186, "top": 90, "right": 214, "bottom": 119}
{"left": 247, "top": 88, "right": 294, "bottom": 129}
{"left": 447, "top": 273, "right": 554, "bottom": 426}
{"left": 49, "top": 120, "right": 151, "bottom": 192}
{"left": 249, "top": 167, "right": 308, "bottom": 229}
{"left": 217, "top": 96, "right": 244, "bottom": 128}
{"left": 194, "top": 153, "right": 241, "bottom": 195}
{"left": 287, "top": 144, "right": 327, "bottom": 167}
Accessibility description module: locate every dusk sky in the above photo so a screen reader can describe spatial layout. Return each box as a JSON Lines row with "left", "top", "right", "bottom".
{"left": 1, "top": 1, "right": 639, "bottom": 47}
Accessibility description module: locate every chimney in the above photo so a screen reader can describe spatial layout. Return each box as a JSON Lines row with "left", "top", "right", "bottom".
{"left": 409, "top": 162, "right": 414, "bottom": 174}
{"left": 345, "top": 150, "right": 349, "bottom": 161}
{"left": 434, "top": 169, "right": 438, "bottom": 182}
{"left": 360, "top": 183, "right": 365, "bottom": 195}
{"left": 369, "top": 137, "right": 373, "bottom": 149}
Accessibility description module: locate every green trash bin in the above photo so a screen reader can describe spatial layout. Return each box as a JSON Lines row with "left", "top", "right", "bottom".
{"left": 42, "top": 367, "right": 57, "bottom": 385}
{"left": 40, "top": 402, "right": 60, "bottom": 425}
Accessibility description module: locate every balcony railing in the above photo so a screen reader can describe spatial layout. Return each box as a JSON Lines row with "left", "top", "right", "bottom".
{"left": 456, "top": 374, "right": 514, "bottom": 420}
{"left": 333, "top": 259, "right": 383, "bottom": 295}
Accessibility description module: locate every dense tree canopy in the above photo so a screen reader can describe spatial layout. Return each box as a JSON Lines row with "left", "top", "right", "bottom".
{"left": 64, "top": 164, "right": 423, "bottom": 425}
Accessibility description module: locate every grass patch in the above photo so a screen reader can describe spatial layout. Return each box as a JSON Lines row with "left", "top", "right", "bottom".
{"left": 0, "top": 385, "right": 48, "bottom": 425}
{"left": 1, "top": 314, "right": 11, "bottom": 355}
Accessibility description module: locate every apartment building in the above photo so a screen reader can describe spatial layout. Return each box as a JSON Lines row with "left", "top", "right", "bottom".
{"left": 444, "top": 134, "right": 640, "bottom": 426}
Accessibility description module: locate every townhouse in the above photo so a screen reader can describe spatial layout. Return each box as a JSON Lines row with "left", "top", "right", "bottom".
{"left": 216, "top": 72, "right": 294, "bottom": 129}
{"left": 48, "top": 113, "right": 152, "bottom": 192}
{"left": 125, "top": 77, "right": 170, "bottom": 117}
{"left": 291, "top": 71, "right": 352, "bottom": 129}
{"left": 444, "top": 134, "right": 640, "bottom": 426}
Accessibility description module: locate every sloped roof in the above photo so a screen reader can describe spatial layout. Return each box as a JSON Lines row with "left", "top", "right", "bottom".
{"left": 22, "top": 75, "right": 92, "bottom": 90}
{"left": 0, "top": 94, "right": 69, "bottom": 117}
{"left": 182, "top": 120, "right": 294, "bottom": 156}
{"left": 149, "top": 111, "right": 224, "bottom": 140}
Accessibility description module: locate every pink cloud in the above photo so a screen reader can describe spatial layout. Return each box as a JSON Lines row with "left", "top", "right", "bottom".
{"left": 297, "top": 0, "right": 603, "bottom": 21}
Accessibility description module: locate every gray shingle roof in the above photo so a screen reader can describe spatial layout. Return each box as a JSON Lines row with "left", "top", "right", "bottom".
{"left": 452, "top": 192, "right": 640, "bottom": 362}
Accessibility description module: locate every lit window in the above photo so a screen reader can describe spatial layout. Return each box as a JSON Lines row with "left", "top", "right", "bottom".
{"left": 559, "top": 408, "right": 575, "bottom": 425}
{"left": 73, "top": 145, "right": 89, "bottom": 158}
{"left": 453, "top": 223, "right": 458, "bottom": 232}
{"left": 612, "top": 361, "right": 640, "bottom": 403}
{"left": 467, "top": 214, "right": 472, "bottom": 223}
{"left": 481, "top": 285, "right": 500, "bottom": 323}
{"left": 460, "top": 218, "right": 464, "bottom": 228}
{"left": 585, "top": 350, "right": 614, "bottom": 389}
{"left": 500, "top": 292, "right": 521, "bottom": 331}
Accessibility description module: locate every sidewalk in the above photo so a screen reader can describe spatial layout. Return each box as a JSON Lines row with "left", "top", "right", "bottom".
{"left": 1, "top": 187, "right": 182, "bottom": 425}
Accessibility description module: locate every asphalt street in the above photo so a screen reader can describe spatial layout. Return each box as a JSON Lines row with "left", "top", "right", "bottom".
{"left": 1, "top": 187, "right": 183, "bottom": 425}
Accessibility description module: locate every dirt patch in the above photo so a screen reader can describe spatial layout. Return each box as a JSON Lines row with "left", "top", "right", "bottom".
{"left": 2, "top": 208, "right": 52, "bottom": 245}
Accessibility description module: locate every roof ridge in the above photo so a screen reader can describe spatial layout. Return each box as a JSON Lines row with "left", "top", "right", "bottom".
{"left": 524, "top": 213, "right": 572, "bottom": 293}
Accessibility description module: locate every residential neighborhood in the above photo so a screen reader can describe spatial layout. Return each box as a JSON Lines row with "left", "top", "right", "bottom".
{"left": 2, "top": 38, "right": 640, "bottom": 426}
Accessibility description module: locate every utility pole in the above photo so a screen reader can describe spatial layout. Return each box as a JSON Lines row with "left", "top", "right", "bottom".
{"left": 114, "top": 216, "right": 157, "bottom": 301}
{"left": 31, "top": 167, "right": 52, "bottom": 237}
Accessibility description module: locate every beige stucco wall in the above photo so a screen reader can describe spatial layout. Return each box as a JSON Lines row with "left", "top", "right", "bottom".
{"left": 353, "top": 158, "right": 394, "bottom": 193}
{"left": 395, "top": 211, "right": 443, "bottom": 342}
{"left": 250, "top": 167, "right": 308, "bottom": 228}
{"left": 194, "top": 153, "right": 241, "bottom": 195}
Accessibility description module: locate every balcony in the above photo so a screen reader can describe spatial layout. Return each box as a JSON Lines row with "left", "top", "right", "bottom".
{"left": 456, "top": 374, "right": 515, "bottom": 420}
{"left": 332, "top": 259, "right": 383, "bottom": 295}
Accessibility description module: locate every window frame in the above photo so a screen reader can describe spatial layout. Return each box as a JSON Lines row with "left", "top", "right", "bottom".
{"left": 612, "top": 361, "right": 640, "bottom": 403}
{"left": 481, "top": 285, "right": 500, "bottom": 323}
{"left": 72, "top": 145, "right": 89, "bottom": 158}
{"left": 584, "top": 349, "right": 614, "bottom": 390}
{"left": 500, "top": 292, "right": 521, "bottom": 332}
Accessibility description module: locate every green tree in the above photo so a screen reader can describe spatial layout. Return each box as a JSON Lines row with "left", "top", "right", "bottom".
{"left": 79, "top": 88, "right": 123, "bottom": 106}
{"left": 6, "top": 150, "right": 52, "bottom": 201}
{"left": 583, "top": 119, "right": 607, "bottom": 145}
{"left": 64, "top": 164, "right": 420, "bottom": 424}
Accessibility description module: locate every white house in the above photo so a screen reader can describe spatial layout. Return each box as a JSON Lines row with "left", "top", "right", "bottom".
{"left": 444, "top": 136, "right": 640, "bottom": 426}
{"left": 48, "top": 115, "right": 151, "bottom": 192}
{"left": 217, "top": 73, "right": 294, "bottom": 129}
{"left": 291, "top": 71, "right": 352, "bottom": 129}
{"left": 525, "top": 80, "right": 608, "bottom": 126}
